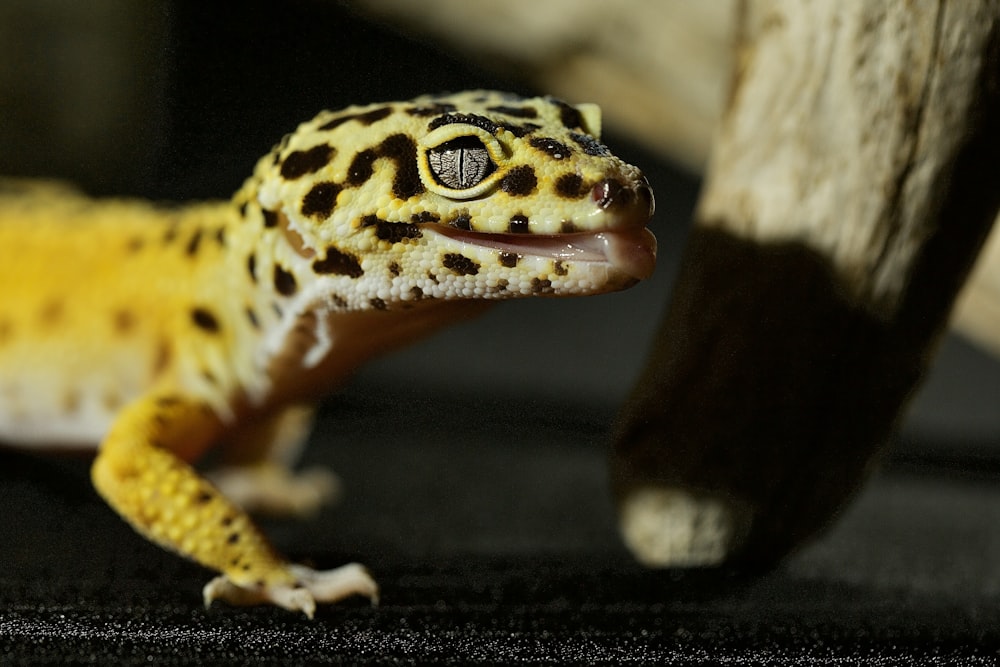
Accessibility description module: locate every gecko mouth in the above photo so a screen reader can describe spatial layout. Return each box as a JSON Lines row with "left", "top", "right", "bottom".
{"left": 426, "top": 226, "right": 657, "bottom": 280}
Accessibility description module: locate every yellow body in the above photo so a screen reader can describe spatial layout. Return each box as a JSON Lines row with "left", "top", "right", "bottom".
{"left": 0, "top": 91, "right": 656, "bottom": 617}
{"left": 0, "top": 184, "right": 238, "bottom": 444}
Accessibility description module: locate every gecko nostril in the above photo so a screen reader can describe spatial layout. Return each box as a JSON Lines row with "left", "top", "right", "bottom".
{"left": 593, "top": 177, "right": 654, "bottom": 219}
{"left": 592, "top": 178, "right": 630, "bottom": 210}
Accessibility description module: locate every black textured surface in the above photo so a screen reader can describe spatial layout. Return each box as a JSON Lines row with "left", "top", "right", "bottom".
{"left": 4, "top": 383, "right": 1000, "bottom": 664}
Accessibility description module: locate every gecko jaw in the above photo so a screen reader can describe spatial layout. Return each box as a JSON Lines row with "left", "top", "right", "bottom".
{"left": 424, "top": 226, "right": 657, "bottom": 280}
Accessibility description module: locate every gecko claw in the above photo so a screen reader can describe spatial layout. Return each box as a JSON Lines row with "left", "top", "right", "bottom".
{"left": 203, "top": 563, "right": 379, "bottom": 619}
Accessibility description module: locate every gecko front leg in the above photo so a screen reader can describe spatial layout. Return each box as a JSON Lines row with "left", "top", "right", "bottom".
{"left": 90, "top": 391, "right": 377, "bottom": 617}
{"left": 209, "top": 404, "right": 341, "bottom": 517}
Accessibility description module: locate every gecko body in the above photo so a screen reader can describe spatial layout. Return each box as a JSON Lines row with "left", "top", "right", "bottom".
{"left": 0, "top": 91, "right": 655, "bottom": 616}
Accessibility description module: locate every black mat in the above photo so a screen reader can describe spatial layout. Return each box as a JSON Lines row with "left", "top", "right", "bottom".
{"left": 4, "top": 381, "right": 1000, "bottom": 664}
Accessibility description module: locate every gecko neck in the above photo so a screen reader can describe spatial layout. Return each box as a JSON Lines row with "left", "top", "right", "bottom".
{"left": 262, "top": 298, "right": 493, "bottom": 405}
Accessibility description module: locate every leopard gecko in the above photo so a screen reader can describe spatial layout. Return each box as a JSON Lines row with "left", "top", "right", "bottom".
{"left": 0, "top": 91, "right": 656, "bottom": 618}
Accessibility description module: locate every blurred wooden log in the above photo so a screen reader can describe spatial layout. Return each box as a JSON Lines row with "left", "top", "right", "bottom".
{"left": 952, "top": 219, "right": 1000, "bottom": 359}
{"left": 354, "top": 0, "right": 734, "bottom": 172}
{"left": 611, "top": 0, "right": 1000, "bottom": 567}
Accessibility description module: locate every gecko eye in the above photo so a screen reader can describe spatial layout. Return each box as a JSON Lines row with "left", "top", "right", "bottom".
{"left": 426, "top": 136, "right": 496, "bottom": 190}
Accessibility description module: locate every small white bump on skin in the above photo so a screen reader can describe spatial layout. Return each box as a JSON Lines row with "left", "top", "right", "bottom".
{"left": 257, "top": 179, "right": 282, "bottom": 211}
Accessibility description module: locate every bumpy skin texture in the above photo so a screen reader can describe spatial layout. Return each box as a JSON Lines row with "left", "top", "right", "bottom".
{"left": 0, "top": 91, "right": 655, "bottom": 617}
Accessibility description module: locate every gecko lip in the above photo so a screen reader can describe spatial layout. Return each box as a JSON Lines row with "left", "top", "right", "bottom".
{"left": 426, "top": 226, "right": 657, "bottom": 280}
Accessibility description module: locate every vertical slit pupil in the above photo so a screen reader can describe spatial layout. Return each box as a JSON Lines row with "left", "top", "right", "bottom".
{"left": 427, "top": 136, "right": 495, "bottom": 189}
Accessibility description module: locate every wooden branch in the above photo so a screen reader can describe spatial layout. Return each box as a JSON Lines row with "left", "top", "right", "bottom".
{"left": 612, "top": 0, "right": 1000, "bottom": 567}
{"left": 354, "top": 0, "right": 735, "bottom": 171}
{"left": 952, "top": 217, "right": 1000, "bottom": 358}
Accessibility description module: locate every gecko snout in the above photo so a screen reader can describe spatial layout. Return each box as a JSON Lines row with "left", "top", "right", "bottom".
{"left": 592, "top": 176, "right": 655, "bottom": 228}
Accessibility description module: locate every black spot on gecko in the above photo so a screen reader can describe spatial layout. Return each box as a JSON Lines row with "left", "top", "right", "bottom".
{"left": 345, "top": 149, "right": 377, "bottom": 186}
{"left": 410, "top": 286, "right": 424, "bottom": 299}
{"left": 560, "top": 220, "right": 578, "bottom": 233}
{"left": 531, "top": 277, "right": 554, "bottom": 294}
{"left": 555, "top": 173, "right": 587, "bottom": 199}
{"left": 499, "top": 252, "right": 519, "bottom": 268}
{"left": 500, "top": 166, "right": 537, "bottom": 196}
{"left": 570, "top": 132, "right": 611, "bottom": 157}
{"left": 312, "top": 246, "right": 364, "bottom": 278}
{"left": 389, "top": 262, "right": 401, "bottom": 277}
{"left": 331, "top": 294, "right": 348, "bottom": 309}
{"left": 126, "top": 237, "right": 144, "bottom": 253}
{"left": 245, "top": 307, "right": 260, "bottom": 329}
{"left": 195, "top": 491, "right": 212, "bottom": 504}
{"left": 273, "top": 265, "right": 297, "bottom": 296}
{"left": 191, "top": 308, "right": 221, "bottom": 334}
{"left": 153, "top": 342, "right": 172, "bottom": 377}
{"left": 262, "top": 208, "right": 280, "bottom": 228}
{"left": 280, "top": 144, "right": 334, "bottom": 180}
{"left": 500, "top": 122, "right": 541, "bottom": 138}
{"left": 247, "top": 254, "right": 257, "bottom": 283}
{"left": 369, "top": 297, "right": 387, "bottom": 310}
{"left": 488, "top": 105, "right": 539, "bottom": 118}
{"left": 551, "top": 99, "right": 584, "bottom": 130}
{"left": 443, "top": 253, "right": 480, "bottom": 276}
{"left": 362, "top": 214, "right": 423, "bottom": 244}
{"left": 39, "top": 300, "right": 64, "bottom": 326}
{"left": 529, "top": 137, "right": 571, "bottom": 160}
{"left": 554, "top": 260, "right": 568, "bottom": 276}
{"left": 227, "top": 532, "right": 240, "bottom": 545}
{"left": 377, "top": 134, "right": 424, "bottom": 199}
{"left": 301, "top": 182, "right": 342, "bottom": 219}
{"left": 113, "top": 309, "right": 136, "bottom": 334}
{"left": 213, "top": 227, "right": 227, "bottom": 247}
{"left": 162, "top": 223, "right": 179, "bottom": 245}
{"left": 508, "top": 214, "right": 530, "bottom": 233}
{"left": 378, "top": 221, "right": 422, "bottom": 243}
{"left": 318, "top": 106, "right": 393, "bottom": 131}
{"left": 185, "top": 229, "right": 203, "bottom": 256}
{"left": 448, "top": 211, "right": 472, "bottom": 230}
{"left": 410, "top": 211, "right": 440, "bottom": 224}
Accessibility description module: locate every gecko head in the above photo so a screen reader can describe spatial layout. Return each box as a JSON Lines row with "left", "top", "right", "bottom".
{"left": 249, "top": 90, "right": 656, "bottom": 311}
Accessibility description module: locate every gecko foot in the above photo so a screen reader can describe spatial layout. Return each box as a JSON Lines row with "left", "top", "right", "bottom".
{"left": 203, "top": 563, "right": 379, "bottom": 619}
{"left": 209, "top": 464, "right": 341, "bottom": 517}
